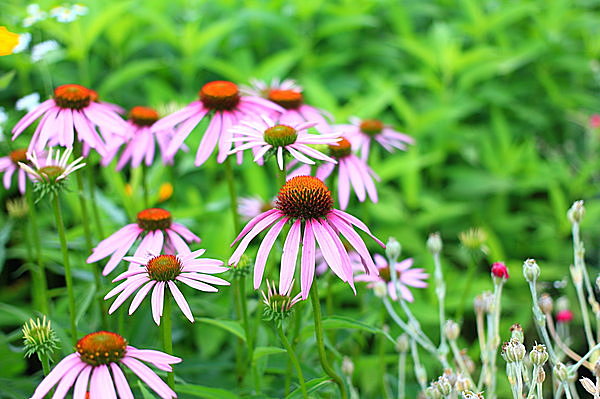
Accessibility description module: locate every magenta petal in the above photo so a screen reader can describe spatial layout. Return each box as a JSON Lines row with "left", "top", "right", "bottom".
{"left": 120, "top": 357, "right": 176, "bottom": 399}
{"left": 279, "top": 219, "right": 301, "bottom": 294}
{"left": 253, "top": 218, "right": 288, "bottom": 289}
{"left": 168, "top": 281, "right": 194, "bottom": 322}
{"left": 194, "top": 111, "right": 222, "bottom": 166}
{"left": 343, "top": 156, "right": 366, "bottom": 202}
{"left": 311, "top": 220, "right": 345, "bottom": 281}
{"left": 110, "top": 363, "right": 134, "bottom": 399}
{"left": 165, "top": 108, "right": 208, "bottom": 157}
{"left": 300, "top": 220, "right": 316, "bottom": 299}
{"left": 330, "top": 209, "right": 385, "bottom": 247}
{"left": 73, "top": 365, "right": 92, "bottom": 399}
{"left": 12, "top": 100, "right": 55, "bottom": 136}
{"left": 327, "top": 213, "right": 378, "bottom": 275}
{"left": 229, "top": 211, "right": 282, "bottom": 265}
{"left": 231, "top": 208, "right": 279, "bottom": 246}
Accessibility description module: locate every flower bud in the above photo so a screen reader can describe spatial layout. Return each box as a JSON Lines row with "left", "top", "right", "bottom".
{"left": 427, "top": 232, "right": 442, "bottom": 254}
{"left": 580, "top": 377, "right": 598, "bottom": 395}
{"left": 425, "top": 386, "right": 441, "bottom": 399}
{"left": 529, "top": 343, "right": 549, "bottom": 366}
{"left": 474, "top": 294, "right": 486, "bottom": 314}
{"left": 385, "top": 237, "right": 401, "bottom": 262}
{"left": 373, "top": 281, "right": 388, "bottom": 298}
{"left": 523, "top": 258, "right": 540, "bottom": 282}
{"left": 444, "top": 320, "right": 460, "bottom": 341}
{"left": 231, "top": 254, "right": 252, "bottom": 277}
{"left": 510, "top": 323, "right": 524, "bottom": 343}
{"left": 455, "top": 373, "right": 472, "bottom": 392}
{"left": 538, "top": 293, "right": 553, "bottom": 314}
{"left": 342, "top": 356, "right": 354, "bottom": 376}
{"left": 491, "top": 262, "right": 509, "bottom": 280}
{"left": 502, "top": 338, "right": 526, "bottom": 363}
{"left": 22, "top": 316, "right": 60, "bottom": 358}
{"left": 567, "top": 200, "right": 585, "bottom": 224}
{"left": 556, "top": 309, "right": 574, "bottom": 324}
{"left": 537, "top": 368, "right": 546, "bottom": 383}
{"left": 435, "top": 376, "right": 452, "bottom": 396}
{"left": 554, "top": 362, "right": 569, "bottom": 382}
{"left": 6, "top": 197, "right": 29, "bottom": 218}
{"left": 459, "top": 227, "right": 488, "bottom": 252}
{"left": 461, "top": 391, "right": 484, "bottom": 399}
{"left": 396, "top": 334, "right": 409, "bottom": 353}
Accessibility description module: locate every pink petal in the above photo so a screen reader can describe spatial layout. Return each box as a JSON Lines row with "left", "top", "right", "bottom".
{"left": 312, "top": 220, "right": 345, "bottom": 281}
{"left": 165, "top": 108, "right": 208, "bottom": 157}
{"left": 168, "top": 281, "right": 194, "bottom": 322}
{"left": 229, "top": 211, "right": 283, "bottom": 265}
{"left": 194, "top": 111, "right": 222, "bottom": 166}
{"left": 120, "top": 357, "right": 176, "bottom": 399}
{"left": 169, "top": 223, "right": 201, "bottom": 243}
{"left": 30, "top": 354, "right": 80, "bottom": 399}
{"left": 279, "top": 219, "right": 301, "bottom": 293}
{"left": 231, "top": 208, "right": 279, "bottom": 246}
{"left": 73, "top": 365, "right": 92, "bottom": 399}
{"left": 151, "top": 282, "right": 166, "bottom": 325}
{"left": 253, "top": 218, "right": 288, "bottom": 289}
{"left": 109, "top": 363, "right": 134, "bottom": 399}
{"left": 129, "top": 281, "right": 156, "bottom": 314}
{"left": 300, "top": 220, "right": 316, "bottom": 299}
{"left": 177, "top": 275, "right": 218, "bottom": 292}
{"left": 51, "top": 361, "right": 87, "bottom": 399}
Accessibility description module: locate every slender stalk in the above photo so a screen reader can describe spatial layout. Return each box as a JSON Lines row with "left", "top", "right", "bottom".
{"left": 38, "top": 353, "right": 50, "bottom": 376}
{"left": 26, "top": 188, "right": 49, "bottom": 315}
{"left": 87, "top": 166, "right": 104, "bottom": 238}
{"left": 141, "top": 164, "right": 150, "bottom": 209}
{"left": 52, "top": 195, "right": 77, "bottom": 342}
{"left": 397, "top": 350, "right": 406, "bottom": 399}
{"left": 278, "top": 325, "right": 307, "bottom": 399}
{"left": 278, "top": 161, "right": 287, "bottom": 189}
{"left": 410, "top": 338, "right": 427, "bottom": 390}
{"left": 449, "top": 338, "right": 474, "bottom": 385}
{"left": 432, "top": 251, "right": 448, "bottom": 353}
{"left": 527, "top": 282, "right": 557, "bottom": 363}
{"left": 162, "top": 295, "right": 175, "bottom": 389}
{"left": 309, "top": 282, "right": 347, "bottom": 399}
{"left": 224, "top": 157, "right": 240, "bottom": 232}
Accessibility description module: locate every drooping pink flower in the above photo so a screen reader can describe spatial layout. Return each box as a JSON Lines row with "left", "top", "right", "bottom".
{"left": 0, "top": 148, "right": 33, "bottom": 193}
{"left": 228, "top": 115, "right": 339, "bottom": 169}
{"left": 341, "top": 117, "right": 414, "bottom": 161}
{"left": 229, "top": 175, "right": 384, "bottom": 299}
{"left": 556, "top": 309, "right": 574, "bottom": 323}
{"left": 30, "top": 331, "right": 180, "bottom": 399}
{"left": 105, "top": 250, "right": 229, "bottom": 325}
{"left": 11, "top": 84, "right": 128, "bottom": 156}
{"left": 491, "top": 262, "right": 509, "bottom": 279}
{"left": 243, "top": 78, "right": 333, "bottom": 133}
{"left": 152, "top": 80, "right": 284, "bottom": 166}
{"left": 102, "top": 106, "right": 174, "bottom": 170}
{"left": 354, "top": 254, "right": 428, "bottom": 302}
{"left": 87, "top": 208, "right": 200, "bottom": 276}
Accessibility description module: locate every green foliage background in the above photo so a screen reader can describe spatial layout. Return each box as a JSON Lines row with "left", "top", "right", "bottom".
{"left": 1, "top": 0, "right": 600, "bottom": 397}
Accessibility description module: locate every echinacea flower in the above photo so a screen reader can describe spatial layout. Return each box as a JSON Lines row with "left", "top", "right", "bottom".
{"left": 152, "top": 80, "right": 284, "bottom": 166}
{"left": 293, "top": 137, "right": 379, "bottom": 210}
{"left": 12, "top": 84, "right": 128, "bottom": 156}
{"left": 102, "top": 106, "right": 174, "bottom": 170}
{"left": 87, "top": 208, "right": 201, "bottom": 275}
{"left": 238, "top": 196, "right": 274, "bottom": 221}
{"left": 18, "top": 147, "right": 85, "bottom": 198}
{"left": 354, "top": 254, "right": 427, "bottom": 302}
{"left": 30, "top": 331, "right": 180, "bottom": 399}
{"left": 229, "top": 175, "right": 384, "bottom": 299}
{"left": 243, "top": 78, "right": 332, "bottom": 133}
{"left": 342, "top": 117, "right": 414, "bottom": 161}
{"left": 0, "top": 148, "right": 33, "bottom": 193}
{"left": 228, "top": 115, "right": 339, "bottom": 169}
{"left": 0, "top": 27, "right": 19, "bottom": 56}
{"left": 105, "top": 251, "right": 229, "bottom": 324}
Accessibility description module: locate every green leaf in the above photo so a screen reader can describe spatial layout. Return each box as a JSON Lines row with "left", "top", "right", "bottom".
{"left": 286, "top": 377, "right": 332, "bottom": 399}
{"left": 0, "top": 70, "right": 16, "bottom": 90}
{"left": 195, "top": 318, "right": 246, "bottom": 342}
{"left": 252, "top": 346, "right": 286, "bottom": 361}
{"left": 176, "top": 383, "right": 240, "bottom": 399}
{"left": 75, "top": 284, "right": 96, "bottom": 324}
{"left": 138, "top": 381, "right": 157, "bottom": 399}
{"left": 0, "top": 220, "right": 14, "bottom": 274}
{"left": 321, "top": 316, "right": 395, "bottom": 344}
{"left": 97, "top": 60, "right": 164, "bottom": 95}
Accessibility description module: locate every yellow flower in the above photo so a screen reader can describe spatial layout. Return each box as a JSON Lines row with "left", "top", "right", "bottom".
{"left": 0, "top": 27, "right": 19, "bottom": 56}
{"left": 158, "top": 182, "right": 173, "bottom": 202}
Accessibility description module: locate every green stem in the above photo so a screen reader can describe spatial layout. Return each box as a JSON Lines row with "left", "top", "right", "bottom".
{"left": 87, "top": 166, "right": 105, "bottom": 238}
{"left": 309, "top": 282, "right": 347, "bottom": 399}
{"left": 397, "top": 351, "right": 406, "bottom": 399}
{"left": 52, "top": 195, "right": 77, "bottom": 342}
{"left": 162, "top": 295, "right": 175, "bottom": 389}
{"left": 26, "top": 188, "right": 49, "bottom": 315}
{"left": 224, "top": 157, "right": 240, "bottom": 232}
{"left": 278, "top": 325, "right": 307, "bottom": 399}
{"left": 141, "top": 164, "right": 150, "bottom": 209}
{"left": 38, "top": 353, "right": 50, "bottom": 376}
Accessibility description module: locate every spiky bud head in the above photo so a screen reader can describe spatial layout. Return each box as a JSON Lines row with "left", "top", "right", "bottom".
{"left": 22, "top": 316, "right": 60, "bottom": 359}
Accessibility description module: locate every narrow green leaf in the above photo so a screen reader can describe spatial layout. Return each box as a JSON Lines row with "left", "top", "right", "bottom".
{"left": 0, "top": 70, "right": 16, "bottom": 90}
{"left": 137, "top": 381, "right": 157, "bottom": 399}
{"left": 176, "top": 383, "right": 240, "bottom": 399}
{"left": 195, "top": 318, "right": 246, "bottom": 342}
{"left": 0, "top": 220, "right": 14, "bottom": 274}
{"left": 75, "top": 284, "right": 96, "bottom": 324}
{"left": 286, "top": 377, "right": 332, "bottom": 399}
{"left": 321, "top": 316, "right": 396, "bottom": 343}
{"left": 253, "top": 346, "right": 287, "bottom": 361}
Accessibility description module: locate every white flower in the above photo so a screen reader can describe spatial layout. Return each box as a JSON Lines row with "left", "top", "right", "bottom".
{"left": 16, "top": 93, "right": 40, "bottom": 113}
{"left": 31, "top": 40, "right": 60, "bottom": 63}
{"left": 0, "top": 107, "right": 8, "bottom": 140}
{"left": 50, "top": 6, "right": 77, "bottom": 23}
{"left": 12, "top": 33, "right": 31, "bottom": 54}
{"left": 23, "top": 4, "right": 47, "bottom": 27}
{"left": 72, "top": 4, "right": 88, "bottom": 16}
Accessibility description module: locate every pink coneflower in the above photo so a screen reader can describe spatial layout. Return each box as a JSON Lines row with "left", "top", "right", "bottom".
{"left": 105, "top": 250, "right": 229, "bottom": 325}
{"left": 0, "top": 148, "right": 31, "bottom": 193}
{"left": 18, "top": 147, "right": 85, "bottom": 191}
{"left": 229, "top": 175, "right": 384, "bottom": 299}
{"left": 87, "top": 208, "right": 201, "bottom": 276}
{"left": 228, "top": 115, "right": 339, "bottom": 169}
{"left": 152, "top": 80, "right": 284, "bottom": 166}
{"left": 30, "top": 331, "right": 180, "bottom": 399}
{"left": 342, "top": 117, "right": 414, "bottom": 160}
{"left": 102, "top": 106, "right": 174, "bottom": 170}
{"left": 243, "top": 78, "right": 332, "bottom": 133}
{"left": 294, "top": 137, "right": 379, "bottom": 210}
{"left": 238, "top": 196, "right": 274, "bottom": 221}
{"left": 12, "top": 84, "right": 128, "bottom": 156}
{"left": 354, "top": 254, "right": 427, "bottom": 302}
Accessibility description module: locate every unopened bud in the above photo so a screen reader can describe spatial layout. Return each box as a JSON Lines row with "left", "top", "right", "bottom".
{"left": 556, "top": 310, "right": 574, "bottom": 324}
{"left": 231, "top": 254, "right": 252, "bottom": 277}
{"left": 444, "top": 320, "right": 460, "bottom": 341}
{"left": 529, "top": 344, "right": 549, "bottom": 366}
{"left": 6, "top": 197, "right": 29, "bottom": 218}
{"left": 22, "top": 316, "right": 60, "bottom": 358}
{"left": 386, "top": 237, "right": 401, "bottom": 262}
{"left": 425, "top": 386, "right": 441, "bottom": 399}
{"left": 554, "top": 362, "right": 569, "bottom": 382}
{"left": 373, "top": 281, "right": 388, "bottom": 298}
{"left": 455, "top": 373, "right": 472, "bottom": 391}
{"left": 510, "top": 323, "right": 524, "bottom": 343}
{"left": 537, "top": 368, "right": 546, "bottom": 383}
{"left": 474, "top": 294, "right": 486, "bottom": 314}
{"left": 580, "top": 377, "right": 598, "bottom": 395}
{"left": 502, "top": 338, "right": 526, "bottom": 363}
{"left": 538, "top": 294, "right": 553, "bottom": 314}
{"left": 435, "top": 376, "right": 452, "bottom": 396}
{"left": 342, "top": 356, "right": 354, "bottom": 376}
{"left": 427, "top": 232, "right": 442, "bottom": 254}
{"left": 523, "top": 258, "right": 540, "bottom": 282}
{"left": 396, "top": 334, "right": 409, "bottom": 352}
{"left": 567, "top": 200, "right": 585, "bottom": 224}
{"left": 491, "top": 262, "right": 509, "bottom": 280}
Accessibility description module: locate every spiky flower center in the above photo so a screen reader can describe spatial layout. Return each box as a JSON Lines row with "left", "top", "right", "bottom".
{"left": 276, "top": 176, "right": 333, "bottom": 220}
{"left": 54, "top": 84, "right": 92, "bottom": 110}
{"left": 268, "top": 89, "right": 303, "bottom": 109}
{"left": 264, "top": 125, "right": 297, "bottom": 147}
{"left": 9, "top": 148, "right": 28, "bottom": 164}
{"left": 359, "top": 119, "right": 384, "bottom": 136}
{"left": 328, "top": 137, "right": 352, "bottom": 158}
{"left": 137, "top": 208, "right": 172, "bottom": 231}
{"left": 200, "top": 81, "right": 240, "bottom": 111}
{"left": 129, "top": 106, "right": 159, "bottom": 127}
{"left": 379, "top": 266, "right": 401, "bottom": 283}
{"left": 39, "top": 165, "right": 65, "bottom": 181}
{"left": 76, "top": 331, "right": 127, "bottom": 366}
{"left": 146, "top": 254, "right": 182, "bottom": 281}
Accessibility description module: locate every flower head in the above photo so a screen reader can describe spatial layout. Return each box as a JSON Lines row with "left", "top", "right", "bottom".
{"left": 341, "top": 117, "right": 414, "bottom": 161}
{"left": 105, "top": 250, "right": 229, "bottom": 325}
{"left": 229, "top": 175, "right": 384, "bottom": 299}
{"left": 0, "top": 27, "right": 20, "bottom": 56}
{"left": 491, "top": 262, "right": 509, "bottom": 279}
{"left": 152, "top": 80, "right": 284, "bottom": 166}
{"left": 354, "top": 254, "right": 428, "bottom": 302}
{"left": 22, "top": 316, "right": 60, "bottom": 358}
{"left": 556, "top": 309, "right": 574, "bottom": 323}
{"left": 12, "top": 83, "right": 128, "bottom": 156}
{"left": 261, "top": 280, "right": 302, "bottom": 326}
{"left": 16, "top": 92, "right": 41, "bottom": 112}
{"left": 30, "top": 40, "right": 60, "bottom": 62}
{"left": 87, "top": 207, "right": 201, "bottom": 275}
{"left": 50, "top": 4, "right": 87, "bottom": 23}
{"left": 229, "top": 115, "right": 339, "bottom": 169}
{"left": 23, "top": 4, "right": 47, "bottom": 27}
{"left": 30, "top": 331, "right": 180, "bottom": 399}
{"left": 18, "top": 147, "right": 85, "bottom": 199}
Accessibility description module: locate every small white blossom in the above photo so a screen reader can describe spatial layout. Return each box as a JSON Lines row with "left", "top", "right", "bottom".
{"left": 31, "top": 40, "right": 60, "bottom": 63}
{"left": 13, "top": 33, "right": 32, "bottom": 54}
{"left": 50, "top": 4, "right": 87, "bottom": 23}
{"left": 16, "top": 93, "right": 41, "bottom": 113}
{"left": 0, "top": 107, "right": 8, "bottom": 140}
{"left": 72, "top": 4, "right": 88, "bottom": 16}
{"left": 23, "top": 4, "right": 47, "bottom": 27}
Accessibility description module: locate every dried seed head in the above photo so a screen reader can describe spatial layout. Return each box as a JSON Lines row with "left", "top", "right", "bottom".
{"left": 510, "top": 323, "right": 524, "bottom": 343}
{"left": 538, "top": 293, "right": 553, "bottom": 314}
{"left": 529, "top": 343, "right": 549, "bottom": 366}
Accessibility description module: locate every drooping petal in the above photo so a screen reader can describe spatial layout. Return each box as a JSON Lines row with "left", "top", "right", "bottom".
{"left": 109, "top": 363, "right": 134, "bottom": 399}
{"left": 129, "top": 280, "right": 156, "bottom": 314}
{"left": 168, "top": 281, "right": 194, "bottom": 322}
{"left": 120, "top": 357, "right": 176, "bottom": 399}
{"left": 30, "top": 353, "right": 80, "bottom": 399}
{"left": 279, "top": 219, "right": 301, "bottom": 293}
{"left": 151, "top": 282, "right": 166, "bottom": 325}
{"left": 253, "top": 218, "right": 288, "bottom": 289}
{"left": 300, "top": 220, "right": 316, "bottom": 299}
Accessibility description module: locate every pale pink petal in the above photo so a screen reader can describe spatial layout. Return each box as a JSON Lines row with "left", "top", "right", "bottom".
{"left": 177, "top": 276, "right": 218, "bottom": 292}
{"left": 300, "top": 220, "right": 316, "bottom": 299}
{"left": 327, "top": 213, "right": 378, "bottom": 275}
{"left": 166, "top": 229, "right": 191, "bottom": 254}
{"left": 51, "top": 360, "right": 87, "bottom": 399}
{"left": 125, "top": 347, "right": 181, "bottom": 366}
{"left": 108, "top": 276, "right": 149, "bottom": 314}
{"left": 101, "top": 232, "right": 140, "bottom": 275}
{"left": 231, "top": 208, "right": 280, "bottom": 246}
{"left": 12, "top": 100, "right": 56, "bottom": 137}
{"left": 168, "top": 281, "right": 194, "bottom": 322}
{"left": 279, "top": 219, "right": 301, "bottom": 293}
{"left": 229, "top": 211, "right": 283, "bottom": 265}
{"left": 169, "top": 223, "right": 201, "bottom": 243}
{"left": 330, "top": 209, "right": 385, "bottom": 247}
{"left": 109, "top": 363, "right": 134, "bottom": 399}
{"left": 194, "top": 111, "right": 222, "bottom": 166}
{"left": 73, "top": 365, "right": 92, "bottom": 399}
{"left": 30, "top": 353, "right": 80, "bottom": 399}
{"left": 312, "top": 220, "right": 345, "bottom": 281}
{"left": 253, "top": 218, "right": 288, "bottom": 289}
{"left": 120, "top": 357, "right": 176, "bottom": 399}
{"left": 166, "top": 108, "right": 208, "bottom": 157}
{"left": 129, "top": 281, "right": 156, "bottom": 314}
{"left": 151, "top": 282, "right": 166, "bottom": 325}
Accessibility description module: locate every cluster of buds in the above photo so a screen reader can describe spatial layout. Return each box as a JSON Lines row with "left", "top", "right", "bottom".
{"left": 501, "top": 338, "right": 526, "bottom": 363}
{"left": 461, "top": 391, "right": 485, "bottom": 399}
{"left": 424, "top": 370, "right": 473, "bottom": 398}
